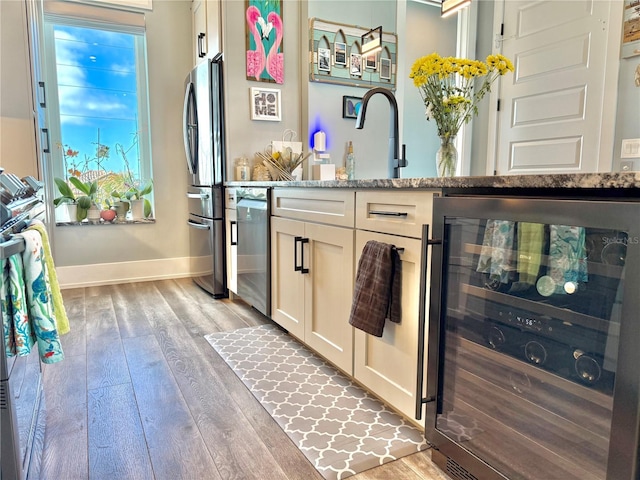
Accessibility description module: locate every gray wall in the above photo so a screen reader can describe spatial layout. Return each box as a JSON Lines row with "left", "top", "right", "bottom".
{"left": 614, "top": 56, "right": 640, "bottom": 172}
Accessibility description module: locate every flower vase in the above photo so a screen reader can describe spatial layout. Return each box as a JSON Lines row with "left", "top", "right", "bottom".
{"left": 436, "top": 135, "right": 457, "bottom": 177}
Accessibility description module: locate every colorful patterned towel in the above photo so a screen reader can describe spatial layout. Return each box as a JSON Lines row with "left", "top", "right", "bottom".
{"left": 2, "top": 253, "right": 36, "bottom": 356}
{"left": 548, "top": 225, "right": 588, "bottom": 294}
{"left": 14, "top": 229, "right": 64, "bottom": 363}
{"left": 477, "top": 220, "right": 517, "bottom": 284}
{"left": 27, "top": 220, "right": 70, "bottom": 335}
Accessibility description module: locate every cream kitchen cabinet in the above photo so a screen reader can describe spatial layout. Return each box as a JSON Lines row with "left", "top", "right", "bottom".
{"left": 191, "top": 0, "right": 221, "bottom": 66}
{"left": 352, "top": 190, "right": 437, "bottom": 423}
{"left": 270, "top": 189, "right": 355, "bottom": 373}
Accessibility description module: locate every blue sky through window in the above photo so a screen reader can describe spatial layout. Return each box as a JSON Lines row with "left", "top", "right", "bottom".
{"left": 54, "top": 24, "right": 141, "bottom": 180}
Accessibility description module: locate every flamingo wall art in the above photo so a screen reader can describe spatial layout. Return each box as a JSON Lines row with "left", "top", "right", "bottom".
{"left": 245, "top": 0, "right": 283, "bottom": 84}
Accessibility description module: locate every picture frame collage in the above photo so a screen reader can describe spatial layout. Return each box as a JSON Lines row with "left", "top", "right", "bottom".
{"left": 309, "top": 18, "right": 397, "bottom": 89}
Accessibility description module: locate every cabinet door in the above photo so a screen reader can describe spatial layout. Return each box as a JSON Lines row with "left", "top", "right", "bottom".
{"left": 304, "top": 222, "right": 354, "bottom": 374}
{"left": 225, "top": 207, "right": 237, "bottom": 294}
{"left": 353, "top": 230, "right": 423, "bottom": 422}
{"left": 271, "top": 216, "right": 305, "bottom": 339}
{"left": 192, "top": 0, "right": 207, "bottom": 65}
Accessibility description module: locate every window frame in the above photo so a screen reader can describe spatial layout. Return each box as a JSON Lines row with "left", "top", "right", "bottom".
{"left": 42, "top": 3, "right": 153, "bottom": 218}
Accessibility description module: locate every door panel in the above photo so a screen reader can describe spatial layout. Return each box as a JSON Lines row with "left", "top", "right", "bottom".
{"left": 304, "top": 222, "right": 354, "bottom": 374}
{"left": 496, "top": 0, "right": 613, "bottom": 174}
{"left": 270, "top": 216, "right": 305, "bottom": 339}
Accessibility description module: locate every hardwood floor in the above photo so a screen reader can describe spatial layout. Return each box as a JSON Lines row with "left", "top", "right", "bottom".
{"left": 40, "top": 278, "right": 450, "bottom": 480}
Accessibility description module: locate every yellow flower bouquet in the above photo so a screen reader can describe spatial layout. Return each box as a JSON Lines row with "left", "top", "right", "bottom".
{"left": 409, "top": 53, "right": 514, "bottom": 176}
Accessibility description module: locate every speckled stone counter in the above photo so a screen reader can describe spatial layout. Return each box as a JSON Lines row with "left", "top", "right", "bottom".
{"left": 226, "top": 171, "right": 640, "bottom": 190}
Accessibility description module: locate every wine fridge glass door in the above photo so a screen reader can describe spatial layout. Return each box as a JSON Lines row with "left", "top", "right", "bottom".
{"left": 426, "top": 197, "right": 640, "bottom": 480}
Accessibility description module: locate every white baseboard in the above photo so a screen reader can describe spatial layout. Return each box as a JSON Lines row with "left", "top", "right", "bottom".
{"left": 56, "top": 256, "right": 203, "bottom": 289}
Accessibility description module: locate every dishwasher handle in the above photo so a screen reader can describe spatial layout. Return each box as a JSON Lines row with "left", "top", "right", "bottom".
{"left": 187, "top": 219, "right": 210, "bottom": 230}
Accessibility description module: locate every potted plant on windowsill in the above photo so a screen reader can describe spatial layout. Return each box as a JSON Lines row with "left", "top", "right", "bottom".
{"left": 53, "top": 177, "right": 99, "bottom": 222}
{"left": 124, "top": 180, "right": 153, "bottom": 220}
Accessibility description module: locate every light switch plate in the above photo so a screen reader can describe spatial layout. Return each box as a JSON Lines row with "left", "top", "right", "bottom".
{"left": 621, "top": 138, "right": 640, "bottom": 158}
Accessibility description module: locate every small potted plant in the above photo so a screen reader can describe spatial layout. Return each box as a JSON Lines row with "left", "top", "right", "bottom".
{"left": 53, "top": 177, "right": 78, "bottom": 223}
{"left": 124, "top": 179, "right": 153, "bottom": 220}
{"left": 67, "top": 177, "right": 99, "bottom": 222}
{"left": 110, "top": 190, "right": 131, "bottom": 222}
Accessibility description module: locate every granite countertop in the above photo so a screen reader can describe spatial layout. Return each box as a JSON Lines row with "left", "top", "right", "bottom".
{"left": 226, "top": 171, "right": 640, "bottom": 190}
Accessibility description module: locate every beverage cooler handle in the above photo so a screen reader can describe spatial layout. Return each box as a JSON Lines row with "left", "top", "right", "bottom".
{"left": 230, "top": 220, "right": 237, "bottom": 246}
{"left": 415, "top": 224, "right": 441, "bottom": 420}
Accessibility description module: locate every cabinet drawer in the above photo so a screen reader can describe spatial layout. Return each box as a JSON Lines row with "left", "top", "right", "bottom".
{"left": 225, "top": 187, "right": 236, "bottom": 209}
{"left": 272, "top": 188, "right": 355, "bottom": 227}
{"left": 355, "top": 190, "right": 438, "bottom": 238}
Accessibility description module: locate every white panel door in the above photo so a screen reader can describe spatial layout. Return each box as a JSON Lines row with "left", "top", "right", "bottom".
{"left": 495, "top": 0, "right": 615, "bottom": 174}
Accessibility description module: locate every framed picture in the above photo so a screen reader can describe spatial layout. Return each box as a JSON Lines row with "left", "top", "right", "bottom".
{"left": 365, "top": 54, "right": 377, "bottom": 70}
{"left": 380, "top": 58, "right": 391, "bottom": 80}
{"left": 318, "top": 47, "right": 331, "bottom": 72}
{"left": 250, "top": 87, "right": 281, "bottom": 121}
{"left": 622, "top": 0, "right": 640, "bottom": 58}
{"left": 350, "top": 53, "right": 362, "bottom": 77}
{"left": 342, "top": 96, "right": 362, "bottom": 119}
{"left": 334, "top": 42, "right": 347, "bottom": 65}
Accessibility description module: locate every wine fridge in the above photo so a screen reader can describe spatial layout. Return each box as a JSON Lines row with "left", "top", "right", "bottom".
{"left": 420, "top": 195, "right": 640, "bottom": 480}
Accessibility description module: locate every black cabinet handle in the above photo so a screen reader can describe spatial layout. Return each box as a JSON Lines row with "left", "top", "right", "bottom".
{"left": 38, "top": 81, "right": 46, "bottom": 107}
{"left": 197, "top": 33, "right": 206, "bottom": 58}
{"left": 294, "top": 236, "right": 302, "bottom": 272}
{"left": 230, "top": 220, "right": 237, "bottom": 246}
{"left": 369, "top": 210, "right": 408, "bottom": 217}
{"left": 300, "top": 238, "right": 309, "bottom": 274}
{"left": 41, "top": 128, "right": 50, "bottom": 153}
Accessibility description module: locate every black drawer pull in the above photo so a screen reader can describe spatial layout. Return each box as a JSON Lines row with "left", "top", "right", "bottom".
{"left": 369, "top": 210, "right": 408, "bottom": 217}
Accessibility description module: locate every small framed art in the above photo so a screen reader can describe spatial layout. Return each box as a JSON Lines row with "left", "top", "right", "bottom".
{"left": 380, "top": 58, "right": 391, "bottom": 80}
{"left": 334, "top": 42, "right": 347, "bottom": 65}
{"left": 342, "top": 96, "right": 362, "bottom": 119}
{"left": 250, "top": 87, "right": 281, "bottom": 121}
{"left": 318, "top": 47, "right": 331, "bottom": 71}
{"left": 350, "top": 53, "right": 362, "bottom": 77}
{"left": 365, "top": 54, "right": 377, "bottom": 70}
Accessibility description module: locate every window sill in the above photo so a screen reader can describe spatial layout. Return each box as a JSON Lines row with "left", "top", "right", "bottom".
{"left": 55, "top": 218, "right": 156, "bottom": 226}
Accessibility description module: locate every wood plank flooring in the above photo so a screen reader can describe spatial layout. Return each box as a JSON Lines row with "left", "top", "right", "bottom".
{"left": 40, "top": 278, "right": 451, "bottom": 480}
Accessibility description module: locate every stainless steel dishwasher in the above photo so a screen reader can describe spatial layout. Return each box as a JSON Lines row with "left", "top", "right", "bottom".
{"left": 226, "top": 187, "right": 270, "bottom": 316}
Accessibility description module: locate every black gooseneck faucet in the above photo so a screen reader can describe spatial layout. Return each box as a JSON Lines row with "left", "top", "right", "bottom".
{"left": 355, "top": 87, "right": 408, "bottom": 178}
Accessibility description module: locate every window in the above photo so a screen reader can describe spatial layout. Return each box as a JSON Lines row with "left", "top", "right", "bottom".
{"left": 43, "top": 2, "right": 153, "bottom": 219}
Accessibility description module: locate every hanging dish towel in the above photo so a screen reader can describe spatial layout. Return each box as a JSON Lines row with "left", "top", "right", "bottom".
{"left": 15, "top": 229, "right": 64, "bottom": 363}
{"left": 27, "top": 219, "right": 70, "bottom": 335}
{"left": 477, "top": 220, "right": 517, "bottom": 284}
{"left": 349, "top": 241, "right": 402, "bottom": 337}
{"left": 2, "top": 253, "right": 36, "bottom": 356}
{"left": 517, "top": 222, "right": 545, "bottom": 286}
{"left": 547, "top": 225, "right": 588, "bottom": 294}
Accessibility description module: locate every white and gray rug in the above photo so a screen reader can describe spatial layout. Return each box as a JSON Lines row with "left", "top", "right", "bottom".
{"left": 205, "top": 323, "right": 428, "bottom": 480}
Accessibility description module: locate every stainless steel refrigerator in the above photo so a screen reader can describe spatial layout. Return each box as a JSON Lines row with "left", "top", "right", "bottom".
{"left": 183, "top": 54, "right": 226, "bottom": 297}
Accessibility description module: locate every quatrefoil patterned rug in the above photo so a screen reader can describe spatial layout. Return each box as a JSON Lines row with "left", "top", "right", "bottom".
{"left": 205, "top": 323, "right": 428, "bottom": 480}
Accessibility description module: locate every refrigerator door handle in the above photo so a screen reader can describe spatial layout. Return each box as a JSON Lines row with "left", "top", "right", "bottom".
{"left": 183, "top": 82, "right": 197, "bottom": 175}
{"left": 186, "top": 192, "right": 210, "bottom": 199}
{"left": 187, "top": 219, "right": 210, "bottom": 230}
